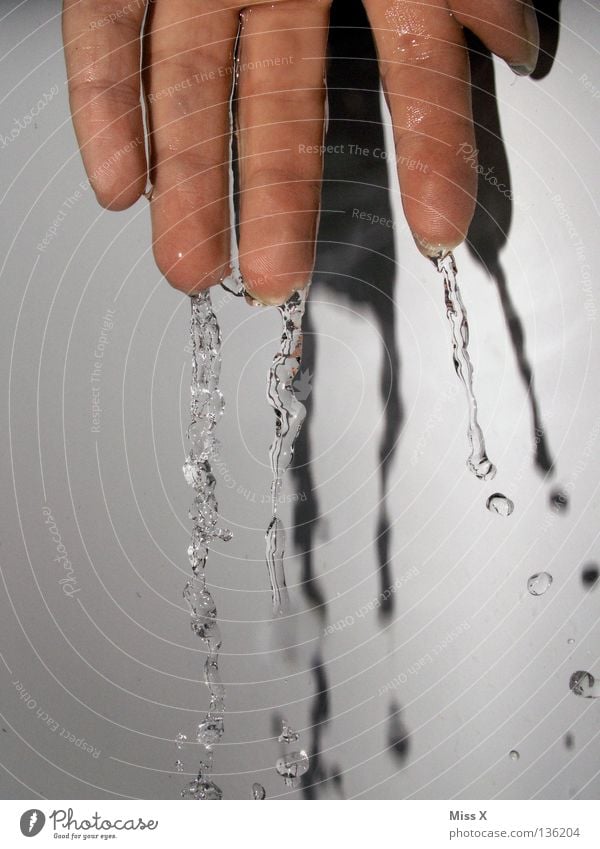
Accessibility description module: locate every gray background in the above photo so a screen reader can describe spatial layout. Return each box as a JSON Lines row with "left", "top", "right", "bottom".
{"left": 1, "top": 0, "right": 599, "bottom": 799}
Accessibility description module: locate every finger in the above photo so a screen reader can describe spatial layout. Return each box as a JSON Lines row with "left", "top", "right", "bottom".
{"left": 144, "top": 0, "right": 239, "bottom": 293}
{"left": 450, "top": 0, "right": 539, "bottom": 76}
{"left": 62, "top": 0, "right": 147, "bottom": 210}
{"left": 364, "top": 0, "right": 477, "bottom": 257}
{"left": 236, "top": 0, "right": 330, "bottom": 305}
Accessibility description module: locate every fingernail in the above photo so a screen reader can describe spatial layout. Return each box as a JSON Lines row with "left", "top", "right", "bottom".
{"left": 511, "top": 2, "right": 539, "bottom": 76}
{"left": 413, "top": 233, "right": 459, "bottom": 259}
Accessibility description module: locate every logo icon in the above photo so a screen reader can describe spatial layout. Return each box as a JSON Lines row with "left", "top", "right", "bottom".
{"left": 20, "top": 810, "right": 45, "bottom": 837}
{"left": 295, "top": 369, "right": 313, "bottom": 402}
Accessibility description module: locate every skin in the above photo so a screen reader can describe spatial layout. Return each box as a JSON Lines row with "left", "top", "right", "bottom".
{"left": 62, "top": 0, "right": 539, "bottom": 304}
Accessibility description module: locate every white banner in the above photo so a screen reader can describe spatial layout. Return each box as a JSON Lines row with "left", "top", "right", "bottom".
{"left": 0, "top": 800, "right": 598, "bottom": 847}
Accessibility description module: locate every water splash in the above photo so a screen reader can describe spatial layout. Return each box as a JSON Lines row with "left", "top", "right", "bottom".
{"left": 527, "top": 572, "right": 553, "bottom": 596}
{"left": 265, "top": 288, "right": 309, "bottom": 616}
{"left": 486, "top": 493, "right": 514, "bottom": 517}
{"left": 181, "top": 291, "right": 231, "bottom": 801}
{"left": 436, "top": 252, "right": 496, "bottom": 481}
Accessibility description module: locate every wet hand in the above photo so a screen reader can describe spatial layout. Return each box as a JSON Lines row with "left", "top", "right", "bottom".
{"left": 63, "top": 0, "right": 539, "bottom": 303}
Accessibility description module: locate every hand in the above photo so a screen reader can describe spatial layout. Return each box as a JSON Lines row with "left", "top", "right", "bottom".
{"left": 63, "top": 0, "right": 539, "bottom": 304}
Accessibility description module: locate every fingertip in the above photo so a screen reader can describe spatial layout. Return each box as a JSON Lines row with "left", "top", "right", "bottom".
{"left": 153, "top": 237, "right": 229, "bottom": 296}
{"left": 240, "top": 247, "right": 312, "bottom": 306}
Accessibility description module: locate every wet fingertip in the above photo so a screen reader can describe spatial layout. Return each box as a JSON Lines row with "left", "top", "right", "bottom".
{"left": 412, "top": 232, "right": 460, "bottom": 261}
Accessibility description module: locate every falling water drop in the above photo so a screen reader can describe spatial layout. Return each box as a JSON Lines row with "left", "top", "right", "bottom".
{"left": 175, "top": 760, "right": 184, "bottom": 773}
{"left": 486, "top": 493, "right": 514, "bottom": 517}
{"left": 276, "top": 750, "right": 310, "bottom": 788}
{"left": 527, "top": 572, "right": 553, "bottom": 596}
{"left": 252, "top": 783, "right": 266, "bottom": 800}
{"left": 436, "top": 252, "right": 496, "bottom": 481}
{"left": 278, "top": 720, "right": 300, "bottom": 745}
{"left": 569, "top": 670, "right": 596, "bottom": 698}
{"left": 265, "top": 287, "right": 309, "bottom": 616}
{"left": 567, "top": 638, "right": 575, "bottom": 645}
{"left": 509, "top": 750, "right": 520, "bottom": 761}
{"left": 175, "top": 732, "right": 187, "bottom": 750}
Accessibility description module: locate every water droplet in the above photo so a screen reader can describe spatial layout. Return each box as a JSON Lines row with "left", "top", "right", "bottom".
{"left": 581, "top": 564, "right": 599, "bottom": 589}
{"left": 569, "top": 670, "right": 595, "bottom": 698}
{"left": 564, "top": 732, "right": 575, "bottom": 750}
{"left": 436, "top": 253, "right": 496, "bottom": 481}
{"left": 252, "top": 783, "right": 266, "bottom": 800}
{"left": 567, "top": 638, "right": 575, "bottom": 645}
{"left": 509, "top": 750, "right": 520, "bottom": 761}
{"left": 175, "top": 759, "right": 184, "bottom": 773}
{"left": 486, "top": 493, "right": 514, "bottom": 517}
{"left": 181, "top": 777, "right": 223, "bottom": 800}
{"left": 175, "top": 732, "right": 187, "bottom": 750}
{"left": 276, "top": 750, "right": 310, "bottom": 789}
{"left": 197, "top": 714, "right": 224, "bottom": 748}
{"left": 278, "top": 720, "right": 300, "bottom": 745}
{"left": 527, "top": 572, "right": 553, "bottom": 596}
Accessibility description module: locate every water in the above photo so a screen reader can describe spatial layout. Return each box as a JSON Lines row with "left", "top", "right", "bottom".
{"left": 486, "top": 493, "right": 514, "bottom": 517}
{"left": 509, "top": 750, "right": 520, "bottom": 761}
{"left": 436, "top": 252, "right": 497, "bottom": 481}
{"left": 527, "top": 572, "right": 553, "bottom": 596}
{"left": 278, "top": 720, "right": 300, "bottom": 745}
{"left": 265, "top": 288, "right": 309, "bottom": 616}
{"left": 569, "top": 671, "right": 598, "bottom": 698}
{"left": 276, "top": 751, "right": 310, "bottom": 789}
{"left": 252, "top": 782, "right": 266, "bottom": 800}
{"left": 180, "top": 291, "right": 231, "bottom": 801}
